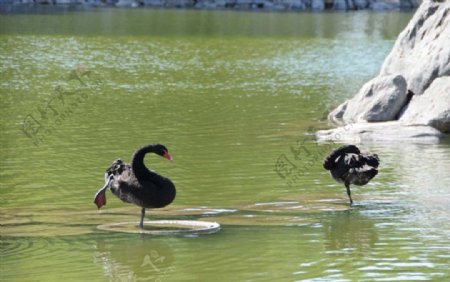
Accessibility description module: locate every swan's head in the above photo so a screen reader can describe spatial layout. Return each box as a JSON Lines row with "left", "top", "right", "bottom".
{"left": 154, "top": 144, "right": 173, "bottom": 161}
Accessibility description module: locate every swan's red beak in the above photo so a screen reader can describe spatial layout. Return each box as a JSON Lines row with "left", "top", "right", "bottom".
{"left": 163, "top": 150, "right": 173, "bottom": 161}
{"left": 94, "top": 189, "right": 106, "bottom": 209}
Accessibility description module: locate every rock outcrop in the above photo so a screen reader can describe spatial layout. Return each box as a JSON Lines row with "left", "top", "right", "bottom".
{"left": 321, "top": 0, "right": 450, "bottom": 143}
{"left": 0, "top": 0, "right": 422, "bottom": 10}
{"left": 380, "top": 0, "right": 450, "bottom": 95}
{"left": 331, "top": 74, "right": 408, "bottom": 124}
{"left": 400, "top": 76, "right": 450, "bottom": 133}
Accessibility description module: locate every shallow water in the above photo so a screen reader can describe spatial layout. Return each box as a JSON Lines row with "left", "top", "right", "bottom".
{"left": 1, "top": 8, "right": 450, "bottom": 281}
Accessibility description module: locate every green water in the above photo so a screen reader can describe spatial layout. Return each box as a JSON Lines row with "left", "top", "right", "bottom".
{"left": 1, "top": 8, "right": 450, "bottom": 281}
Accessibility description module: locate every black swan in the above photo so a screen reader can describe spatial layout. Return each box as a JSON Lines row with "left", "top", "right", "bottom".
{"left": 323, "top": 145, "right": 379, "bottom": 205}
{"left": 94, "top": 144, "right": 176, "bottom": 228}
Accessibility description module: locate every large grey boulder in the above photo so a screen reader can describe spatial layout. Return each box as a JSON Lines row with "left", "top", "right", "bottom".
{"left": 380, "top": 0, "right": 450, "bottom": 95}
{"left": 315, "top": 121, "right": 443, "bottom": 144}
{"left": 329, "top": 74, "right": 408, "bottom": 124}
{"left": 323, "top": 0, "right": 450, "bottom": 142}
{"left": 400, "top": 76, "right": 450, "bottom": 133}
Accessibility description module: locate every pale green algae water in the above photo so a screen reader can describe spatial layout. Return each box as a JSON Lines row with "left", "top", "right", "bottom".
{"left": 1, "top": 7, "right": 450, "bottom": 281}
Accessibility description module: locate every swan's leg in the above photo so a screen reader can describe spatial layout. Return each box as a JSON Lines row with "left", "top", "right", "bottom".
{"left": 345, "top": 183, "right": 353, "bottom": 206}
{"left": 139, "top": 208, "right": 145, "bottom": 229}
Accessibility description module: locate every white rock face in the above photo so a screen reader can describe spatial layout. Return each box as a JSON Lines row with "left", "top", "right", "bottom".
{"left": 380, "top": 0, "right": 450, "bottom": 95}
{"left": 329, "top": 74, "right": 407, "bottom": 123}
{"left": 400, "top": 76, "right": 450, "bottom": 133}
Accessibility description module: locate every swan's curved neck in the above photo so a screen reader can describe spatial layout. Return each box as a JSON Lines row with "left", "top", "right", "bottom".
{"left": 131, "top": 145, "right": 159, "bottom": 181}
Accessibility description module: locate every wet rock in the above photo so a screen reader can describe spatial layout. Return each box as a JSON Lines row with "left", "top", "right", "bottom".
{"left": 142, "top": 0, "right": 163, "bottom": 6}
{"left": 1, "top": 0, "right": 422, "bottom": 10}
{"left": 194, "top": 0, "right": 221, "bottom": 8}
{"left": 328, "top": 101, "right": 348, "bottom": 125}
{"left": 164, "top": 0, "right": 194, "bottom": 7}
{"left": 400, "top": 76, "right": 450, "bottom": 133}
{"left": 369, "top": 0, "right": 401, "bottom": 10}
{"left": 315, "top": 121, "right": 443, "bottom": 144}
{"left": 354, "top": 0, "right": 368, "bottom": 9}
{"left": 54, "top": 0, "right": 79, "bottom": 3}
{"left": 333, "top": 0, "right": 347, "bottom": 10}
{"left": 380, "top": 0, "right": 450, "bottom": 95}
{"left": 311, "top": 0, "right": 325, "bottom": 10}
{"left": 116, "top": 0, "right": 139, "bottom": 6}
{"left": 83, "top": 0, "right": 107, "bottom": 5}
{"left": 251, "top": 0, "right": 261, "bottom": 7}
{"left": 233, "top": 0, "right": 251, "bottom": 8}
{"left": 329, "top": 74, "right": 408, "bottom": 124}
{"left": 285, "top": 0, "right": 306, "bottom": 10}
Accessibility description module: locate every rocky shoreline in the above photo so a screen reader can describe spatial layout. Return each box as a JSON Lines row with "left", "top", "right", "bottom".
{"left": 0, "top": 0, "right": 421, "bottom": 11}
{"left": 317, "top": 0, "right": 450, "bottom": 143}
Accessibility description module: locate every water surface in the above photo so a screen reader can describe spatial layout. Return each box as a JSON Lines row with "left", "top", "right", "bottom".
{"left": 1, "top": 8, "right": 450, "bottom": 281}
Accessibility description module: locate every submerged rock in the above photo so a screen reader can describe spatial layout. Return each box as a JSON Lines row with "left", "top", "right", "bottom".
{"left": 316, "top": 121, "right": 443, "bottom": 144}
{"left": 400, "top": 76, "right": 450, "bottom": 133}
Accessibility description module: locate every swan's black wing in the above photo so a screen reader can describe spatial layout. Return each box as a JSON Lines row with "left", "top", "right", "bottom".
{"left": 362, "top": 153, "right": 380, "bottom": 168}
{"left": 343, "top": 152, "right": 379, "bottom": 186}
{"left": 345, "top": 153, "right": 379, "bottom": 186}
{"left": 106, "top": 159, "right": 131, "bottom": 176}
{"left": 323, "top": 145, "right": 360, "bottom": 170}
{"left": 344, "top": 153, "right": 379, "bottom": 169}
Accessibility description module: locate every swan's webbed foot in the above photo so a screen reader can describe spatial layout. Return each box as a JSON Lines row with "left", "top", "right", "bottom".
{"left": 139, "top": 208, "right": 145, "bottom": 229}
